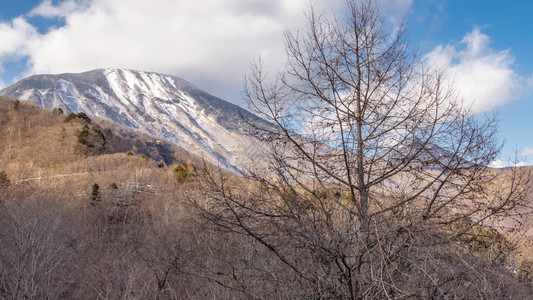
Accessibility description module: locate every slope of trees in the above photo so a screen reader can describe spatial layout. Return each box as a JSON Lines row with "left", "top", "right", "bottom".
{"left": 0, "top": 96, "right": 200, "bottom": 173}
{"left": 0, "top": 97, "right": 230, "bottom": 299}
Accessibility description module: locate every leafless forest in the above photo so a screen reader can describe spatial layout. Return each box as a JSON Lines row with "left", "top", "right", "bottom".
{"left": 1, "top": 1, "right": 533, "bottom": 299}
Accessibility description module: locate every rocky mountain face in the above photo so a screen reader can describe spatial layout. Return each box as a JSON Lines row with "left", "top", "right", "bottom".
{"left": 0, "top": 68, "right": 268, "bottom": 171}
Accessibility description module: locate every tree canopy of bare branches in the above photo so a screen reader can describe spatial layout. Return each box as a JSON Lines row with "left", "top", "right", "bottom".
{"left": 195, "top": 1, "right": 531, "bottom": 298}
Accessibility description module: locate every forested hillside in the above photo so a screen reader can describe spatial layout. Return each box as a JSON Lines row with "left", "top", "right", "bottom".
{"left": 0, "top": 96, "right": 231, "bottom": 299}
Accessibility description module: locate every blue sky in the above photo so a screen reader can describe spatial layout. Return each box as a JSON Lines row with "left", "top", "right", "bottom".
{"left": 0, "top": 0, "right": 531, "bottom": 165}
{"left": 405, "top": 0, "right": 533, "bottom": 166}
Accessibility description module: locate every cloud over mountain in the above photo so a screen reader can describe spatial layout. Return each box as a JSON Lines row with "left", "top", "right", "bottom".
{"left": 1, "top": 0, "right": 528, "bottom": 116}
{"left": 425, "top": 29, "right": 531, "bottom": 113}
{"left": 0, "top": 0, "right": 346, "bottom": 102}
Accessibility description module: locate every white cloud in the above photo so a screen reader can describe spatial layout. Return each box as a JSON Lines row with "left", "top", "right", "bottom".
{"left": 28, "top": 0, "right": 83, "bottom": 19}
{"left": 489, "top": 160, "right": 506, "bottom": 169}
{"left": 489, "top": 159, "right": 528, "bottom": 169}
{"left": 425, "top": 29, "right": 528, "bottom": 114}
{"left": 0, "top": 0, "right": 416, "bottom": 103}
{"left": 379, "top": 0, "right": 413, "bottom": 26}
{"left": 0, "top": 17, "right": 38, "bottom": 59}
{"left": 521, "top": 147, "right": 533, "bottom": 158}
{"left": 489, "top": 147, "right": 533, "bottom": 168}
{"left": 1, "top": 0, "right": 342, "bottom": 102}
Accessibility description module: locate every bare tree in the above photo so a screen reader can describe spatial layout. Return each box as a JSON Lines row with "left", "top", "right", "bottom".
{"left": 0, "top": 188, "right": 79, "bottom": 300}
{"left": 195, "top": 0, "right": 531, "bottom": 298}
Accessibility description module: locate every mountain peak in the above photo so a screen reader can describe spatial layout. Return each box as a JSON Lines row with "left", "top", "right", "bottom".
{"left": 0, "top": 69, "right": 266, "bottom": 171}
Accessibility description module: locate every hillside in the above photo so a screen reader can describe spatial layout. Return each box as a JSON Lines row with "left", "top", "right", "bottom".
{"left": 0, "top": 96, "right": 225, "bottom": 298}
{"left": 0, "top": 95, "right": 210, "bottom": 203}
{"left": 1, "top": 96, "right": 533, "bottom": 298}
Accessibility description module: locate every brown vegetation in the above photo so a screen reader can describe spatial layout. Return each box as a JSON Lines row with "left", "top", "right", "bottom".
{"left": 0, "top": 96, "right": 233, "bottom": 299}
{"left": 1, "top": 1, "right": 533, "bottom": 297}
{"left": 0, "top": 85, "right": 532, "bottom": 299}
{"left": 190, "top": 1, "right": 533, "bottom": 298}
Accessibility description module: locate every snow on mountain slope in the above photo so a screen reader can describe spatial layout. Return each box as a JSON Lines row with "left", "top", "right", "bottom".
{"left": 0, "top": 68, "right": 268, "bottom": 171}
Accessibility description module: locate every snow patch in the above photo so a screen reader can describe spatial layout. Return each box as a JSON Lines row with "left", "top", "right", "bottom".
{"left": 105, "top": 70, "right": 131, "bottom": 107}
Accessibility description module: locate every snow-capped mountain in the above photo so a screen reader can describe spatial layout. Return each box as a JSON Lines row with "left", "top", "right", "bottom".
{"left": 0, "top": 68, "right": 268, "bottom": 171}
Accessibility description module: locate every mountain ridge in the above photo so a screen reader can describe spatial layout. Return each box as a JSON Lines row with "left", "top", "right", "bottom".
{"left": 0, "top": 68, "right": 268, "bottom": 171}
